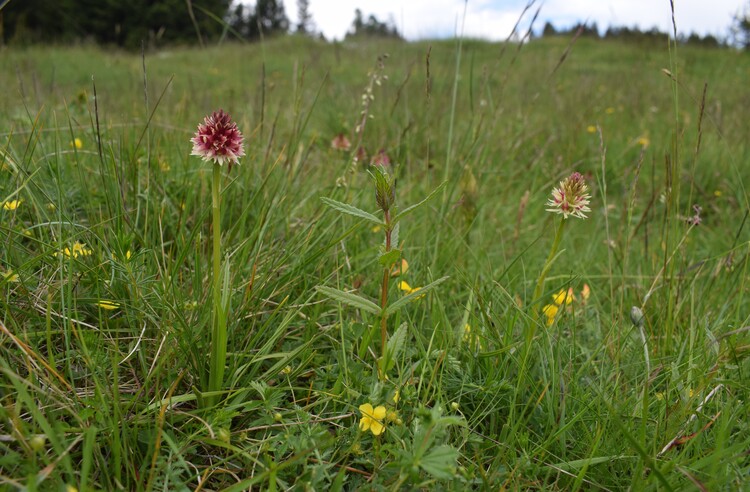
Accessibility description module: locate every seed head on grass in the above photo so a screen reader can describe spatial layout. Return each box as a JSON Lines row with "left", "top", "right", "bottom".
{"left": 546, "top": 172, "right": 591, "bottom": 219}
{"left": 191, "top": 109, "right": 245, "bottom": 168}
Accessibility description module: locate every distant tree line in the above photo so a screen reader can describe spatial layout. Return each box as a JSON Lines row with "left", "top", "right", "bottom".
{"left": 0, "top": 0, "right": 402, "bottom": 48}
{"left": 539, "top": 21, "right": 725, "bottom": 48}
{"left": 0, "top": 0, "right": 232, "bottom": 49}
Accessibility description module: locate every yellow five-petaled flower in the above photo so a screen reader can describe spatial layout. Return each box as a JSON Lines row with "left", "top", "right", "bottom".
{"left": 358, "top": 403, "right": 386, "bottom": 436}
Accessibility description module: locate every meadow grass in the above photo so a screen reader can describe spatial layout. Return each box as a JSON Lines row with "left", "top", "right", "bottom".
{"left": 1, "top": 33, "right": 749, "bottom": 490}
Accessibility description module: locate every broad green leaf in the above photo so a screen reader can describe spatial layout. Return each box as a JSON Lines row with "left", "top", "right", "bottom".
{"left": 385, "top": 276, "right": 449, "bottom": 316}
{"left": 378, "top": 248, "right": 401, "bottom": 268}
{"left": 320, "top": 197, "right": 384, "bottom": 225}
{"left": 392, "top": 181, "right": 447, "bottom": 224}
{"left": 316, "top": 285, "right": 381, "bottom": 315}
{"left": 420, "top": 445, "right": 459, "bottom": 480}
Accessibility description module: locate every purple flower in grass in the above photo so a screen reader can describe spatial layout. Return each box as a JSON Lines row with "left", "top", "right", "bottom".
{"left": 191, "top": 109, "right": 245, "bottom": 168}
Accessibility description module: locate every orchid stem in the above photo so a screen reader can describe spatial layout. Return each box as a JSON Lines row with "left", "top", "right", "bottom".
{"left": 207, "top": 162, "right": 226, "bottom": 407}
{"left": 378, "top": 211, "right": 392, "bottom": 380}
{"left": 530, "top": 218, "right": 567, "bottom": 336}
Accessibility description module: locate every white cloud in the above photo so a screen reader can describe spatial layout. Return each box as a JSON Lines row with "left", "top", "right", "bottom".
{"left": 284, "top": 0, "right": 744, "bottom": 40}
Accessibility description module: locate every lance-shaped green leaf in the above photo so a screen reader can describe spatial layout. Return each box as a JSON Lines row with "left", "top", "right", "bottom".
{"left": 384, "top": 322, "right": 408, "bottom": 372}
{"left": 315, "top": 285, "right": 381, "bottom": 315}
{"left": 392, "top": 181, "right": 447, "bottom": 225}
{"left": 385, "top": 276, "right": 449, "bottom": 316}
{"left": 320, "top": 197, "right": 384, "bottom": 225}
{"left": 378, "top": 248, "right": 401, "bottom": 268}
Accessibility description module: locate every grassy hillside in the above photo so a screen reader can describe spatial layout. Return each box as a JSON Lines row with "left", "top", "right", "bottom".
{"left": 1, "top": 35, "right": 749, "bottom": 490}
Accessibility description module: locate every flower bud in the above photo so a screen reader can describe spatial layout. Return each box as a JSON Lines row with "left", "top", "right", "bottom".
{"left": 630, "top": 306, "right": 645, "bottom": 328}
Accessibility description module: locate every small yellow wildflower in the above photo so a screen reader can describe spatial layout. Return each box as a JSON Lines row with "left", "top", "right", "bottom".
{"left": 66, "top": 485, "right": 79, "bottom": 492}
{"left": 552, "top": 288, "right": 574, "bottom": 306}
{"left": 398, "top": 281, "right": 424, "bottom": 298}
{"left": 2, "top": 199, "right": 22, "bottom": 211}
{"left": 636, "top": 136, "right": 650, "bottom": 148}
{"left": 391, "top": 389, "right": 400, "bottom": 404}
{"left": 542, "top": 304, "right": 559, "bottom": 327}
{"left": 462, "top": 324, "right": 473, "bottom": 343}
{"left": 586, "top": 125, "right": 597, "bottom": 134}
{"left": 714, "top": 190, "right": 722, "bottom": 197}
{"left": 96, "top": 300, "right": 120, "bottom": 310}
{"left": 56, "top": 241, "right": 93, "bottom": 259}
{"left": 605, "top": 107, "right": 615, "bottom": 115}
{"left": 280, "top": 365, "right": 292, "bottom": 375}
{"left": 72, "top": 138, "right": 83, "bottom": 149}
{"left": 371, "top": 224, "right": 382, "bottom": 233}
{"left": 390, "top": 258, "right": 409, "bottom": 277}
{"left": 3, "top": 270, "right": 19, "bottom": 282}
{"left": 358, "top": 403, "right": 386, "bottom": 436}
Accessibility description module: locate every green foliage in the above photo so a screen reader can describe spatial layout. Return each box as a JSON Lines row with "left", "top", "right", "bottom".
{"left": 1, "top": 0, "right": 231, "bottom": 48}
{"left": 0, "top": 33, "right": 749, "bottom": 491}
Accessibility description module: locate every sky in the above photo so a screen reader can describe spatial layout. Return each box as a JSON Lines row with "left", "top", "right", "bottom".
{"left": 286, "top": 0, "right": 746, "bottom": 41}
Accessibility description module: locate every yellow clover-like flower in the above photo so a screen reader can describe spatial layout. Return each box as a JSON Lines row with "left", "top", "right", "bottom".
{"left": 542, "top": 304, "right": 559, "bottom": 327}
{"left": 398, "top": 281, "right": 425, "bottom": 299}
{"left": 390, "top": 258, "right": 409, "bottom": 277}
{"left": 552, "top": 288, "right": 574, "bottom": 306}
{"left": 358, "top": 403, "right": 386, "bottom": 436}
{"left": 2, "top": 199, "right": 22, "bottom": 211}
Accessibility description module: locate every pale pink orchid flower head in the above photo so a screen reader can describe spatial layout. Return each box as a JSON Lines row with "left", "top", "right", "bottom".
{"left": 546, "top": 171, "right": 592, "bottom": 219}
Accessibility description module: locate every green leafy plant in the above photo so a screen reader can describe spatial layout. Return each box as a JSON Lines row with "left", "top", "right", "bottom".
{"left": 318, "top": 166, "right": 447, "bottom": 379}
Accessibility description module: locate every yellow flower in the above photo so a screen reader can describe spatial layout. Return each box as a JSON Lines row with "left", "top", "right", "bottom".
{"left": 714, "top": 190, "right": 722, "bottom": 197}
{"left": 392, "top": 389, "right": 400, "bottom": 404}
{"left": 55, "top": 241, "right": 93, "bottom": 259}
{"left": 586, "top": 125, "right": 597, "bottom": 134}
{"left": 358, "top": 403, "right": 386, "bottom": 436}
{"left": 605, "top": 107, "right": 615, "bottom": 114}
{"left": 3, "top": 270, "right": 19, "bottom": 282}
{"left": 462, "top": 323, "right": 484, "bottom": 349}
{"left": 2, "top": 199, "right": 22, "bottom": 211}
{"left": 96, "top": 300, "right": 120, "bottom": 310}
{"left": 398, "top": 281, "right": 424, "bottom": 298}
{"left": 390, "top": 258, "right": 408, "bottom": 277}
{"left": 462, "top": 323, "right": 473, "bottom": 343}
{"left": 636, "top": 136, "right": 650, "bottom": 148}
{"left": 542, "top": 304, "right": 559, "bottom": 326}
{"left": 386, "top": 409, "right": 399, "bottom": 423}
{"left": 371, "top": 225, "right": 382, "bottom": 233}
{"left": 72, "top": 138, "right": 83, "bottom": 150}
{"left": 552, "top": 288, "right": 574, "bottom": 306}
